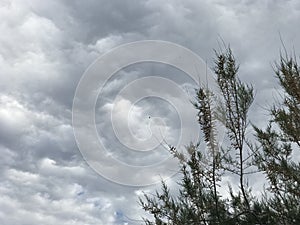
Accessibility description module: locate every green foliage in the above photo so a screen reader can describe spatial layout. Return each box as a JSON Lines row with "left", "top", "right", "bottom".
{"left": 253, "top": 54, "right": 300, "bottom": 225}
{"left": 140, "top": 47, "right": 300, "bottom": 225}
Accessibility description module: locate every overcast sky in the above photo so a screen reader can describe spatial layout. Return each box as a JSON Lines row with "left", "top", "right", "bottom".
{"left": 1, "top": 0, "right": 300, "bottom": 224}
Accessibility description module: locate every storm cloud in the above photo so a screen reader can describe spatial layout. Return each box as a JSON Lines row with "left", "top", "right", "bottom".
{"left": 0, "top": 0, "right": 300, "bottom": 224}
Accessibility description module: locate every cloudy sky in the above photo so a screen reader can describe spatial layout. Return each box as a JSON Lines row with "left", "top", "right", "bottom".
{"left": 1, "top": 0, "right": 300, "bottom": 224}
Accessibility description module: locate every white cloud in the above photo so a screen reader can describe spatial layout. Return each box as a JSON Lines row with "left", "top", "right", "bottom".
{"left": 91, "top": 35, "right": 123, "bottom": 54}
{"left": 0, "top": 0, "right": 299, "bottom": 224}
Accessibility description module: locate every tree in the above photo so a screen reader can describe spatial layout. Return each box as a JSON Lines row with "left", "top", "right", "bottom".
{"left": 140, "top": 47, "right": 300, "bottom": 224}
{"left": 253, "top": 53, "right": 300, "bottom": 224}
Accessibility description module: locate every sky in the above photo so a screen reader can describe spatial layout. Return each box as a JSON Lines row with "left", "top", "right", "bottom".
{"left": 0, "top": 0, "right": 300, "bottom": 224}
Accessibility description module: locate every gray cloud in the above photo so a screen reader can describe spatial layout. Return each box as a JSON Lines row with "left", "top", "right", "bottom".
{"left": 0, "top": 0, "right": 300, "bottom": 224}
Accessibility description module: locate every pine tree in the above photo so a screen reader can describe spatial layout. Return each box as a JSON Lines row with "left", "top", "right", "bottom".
{"left": 253, "top": 53, "right": 300, "bottom": 224}
{"left": 140, "top": 47, "right": 300, "bottom": 225}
